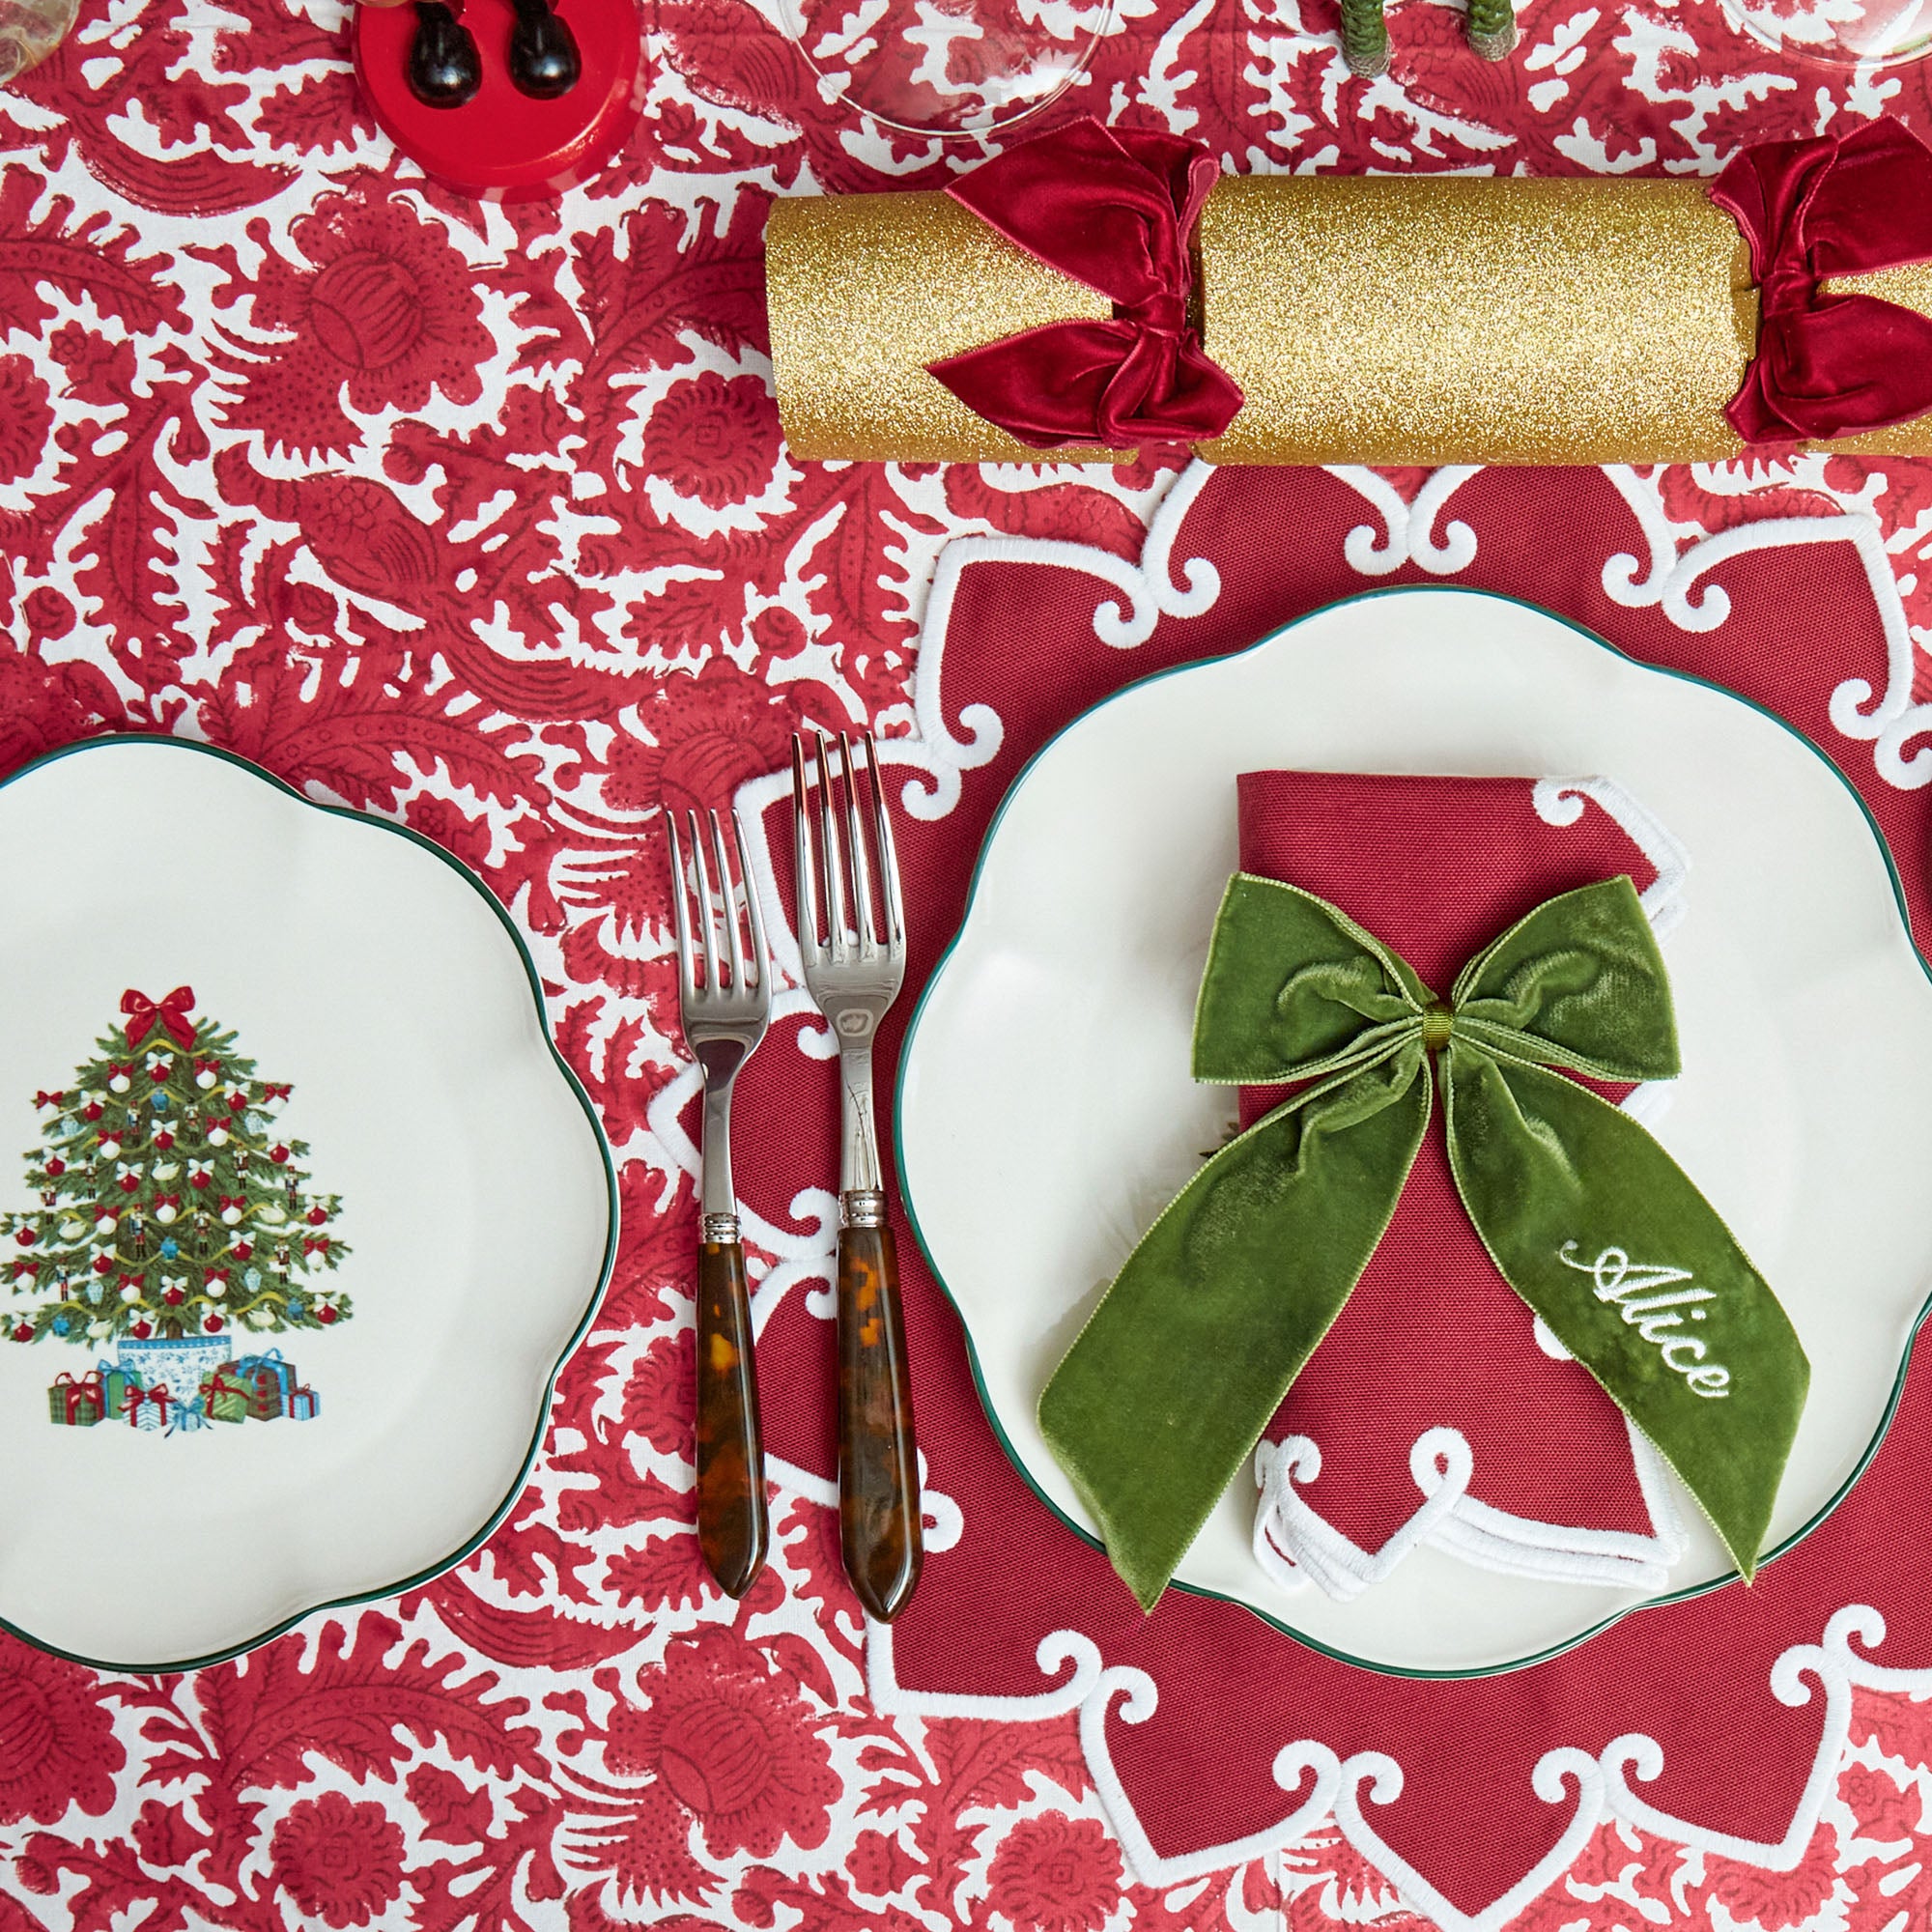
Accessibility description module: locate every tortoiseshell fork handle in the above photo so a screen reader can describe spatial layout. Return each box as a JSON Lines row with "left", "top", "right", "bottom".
{"left": 837, "top": 1218, "right": 922, "bottom": 1621}
{"left": 696, "top": 1236, "right": 769, "bottom": 1598}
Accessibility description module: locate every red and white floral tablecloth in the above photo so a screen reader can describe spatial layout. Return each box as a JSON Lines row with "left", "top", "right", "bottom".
{"left": 9, "top": 0, "right": 1932, "bottom": 1926}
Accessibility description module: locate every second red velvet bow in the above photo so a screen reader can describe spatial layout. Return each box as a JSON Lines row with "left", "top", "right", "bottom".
{"left": 1716, "top": 118, "right": 1932, "bottom": 444}
{"left": 926, "top": 118, "right": 1243, "bottom": 452}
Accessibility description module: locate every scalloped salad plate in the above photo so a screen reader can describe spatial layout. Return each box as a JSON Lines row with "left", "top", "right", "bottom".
{"left": 0, "top": 737, "right": 614, "bottom": 1669}
{"left": 896, "top": 587, "right": 1932, "bottom": 1675}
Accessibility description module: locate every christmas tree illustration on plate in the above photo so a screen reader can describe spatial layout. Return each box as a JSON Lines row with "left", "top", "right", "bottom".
{"left": 2, "top": 986, "right": 347, "bottom": 1433}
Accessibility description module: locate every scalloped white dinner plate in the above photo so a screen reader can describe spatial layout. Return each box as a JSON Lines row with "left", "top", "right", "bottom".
{"left": 0, "top": 738, "right": 614, "bottom": 1669}
{"left": 896, "top": 587, "right": 1932, "bottom": 1675}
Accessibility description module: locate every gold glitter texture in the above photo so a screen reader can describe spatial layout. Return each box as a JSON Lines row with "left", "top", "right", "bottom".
{"left": 765, "top": 176, "right": 1932, "bottom": 466}
{"left": 1197, "top": 174, "right": 1755, "bottom": 466}
{"left": 764, "top": 192, "right": 1122, "bottom": 464}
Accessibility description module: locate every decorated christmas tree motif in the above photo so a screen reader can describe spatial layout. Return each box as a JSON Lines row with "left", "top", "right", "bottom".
{"left": 0, "top": 989, "right": 350, "bottom": 1412}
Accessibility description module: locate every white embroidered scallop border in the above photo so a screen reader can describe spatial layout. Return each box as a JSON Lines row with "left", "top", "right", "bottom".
{"left": 1329, "top": 465, "right": 1485, "bottom": 577}
{"left": 1599, "top": 467, "right": 1932, "bottom": 790}
{"left": 867, "top": 1604, "right": 1932, "bottom": 1930}
{"left": 1252, "top": 1422, "right": 1687, "bottom": 1599}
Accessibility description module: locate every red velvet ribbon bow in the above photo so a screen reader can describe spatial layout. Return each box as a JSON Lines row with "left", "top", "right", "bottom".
{"left": 121, "top": 986, "right": 196, "bottom": 1050}
{"left": 1715, "top": 118, "right": 1932, "bottom": 444}
{"left": 217, "top": 1196, "right": 245, "bottom": 1212}
{"left": 263, "top": 1083, "right": 291, "bottom": 1102}
{"left": 33, "top": 1092, "right": 63, "bottom": 1110}
{"left": 925, "top": 119, "right": 1244, "bottom": 451}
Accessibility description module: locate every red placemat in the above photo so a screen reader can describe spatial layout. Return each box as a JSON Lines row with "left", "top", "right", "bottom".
{"left": 730, "top": 466, "right": 1932, "bottom": 1928}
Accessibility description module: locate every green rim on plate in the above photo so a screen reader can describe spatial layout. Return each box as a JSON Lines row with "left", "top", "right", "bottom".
{"left": 0, "top": 733, "right": 619, "bottom": 1675}
{"left": 894, "top": 583, "right": 1932, "bottom": 1681}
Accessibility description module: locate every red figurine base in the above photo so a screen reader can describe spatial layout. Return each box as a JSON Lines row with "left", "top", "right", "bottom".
{"left": 352, "top": 0, "right": 641, "bottom": 204}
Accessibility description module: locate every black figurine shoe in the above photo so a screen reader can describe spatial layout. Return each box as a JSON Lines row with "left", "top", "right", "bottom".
{"left": 507, "top": 0, "right": 580, "bottom": 99}
{"left": 409, "top": 0, "right": 482, "bottom": 108}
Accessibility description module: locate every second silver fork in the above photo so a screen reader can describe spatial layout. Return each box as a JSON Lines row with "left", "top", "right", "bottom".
{"left": 667, "top": 807, "right": 771, "bottom": 1600}
{"left": 792, "top": 729, "right": 922, "bottom": 1623}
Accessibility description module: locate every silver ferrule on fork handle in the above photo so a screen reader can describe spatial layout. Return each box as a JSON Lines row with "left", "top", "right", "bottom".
{"left": 841, "top": 1186, "right": 886, "bottom": 1230}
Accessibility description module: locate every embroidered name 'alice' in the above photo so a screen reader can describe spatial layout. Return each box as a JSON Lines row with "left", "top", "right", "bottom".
{"left": 1558, "top": 1242, "right": 1731, "bottom": 1399}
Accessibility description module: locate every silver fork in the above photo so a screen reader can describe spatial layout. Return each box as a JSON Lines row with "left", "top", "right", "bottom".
{"left": 792, "top": 729, "right": 922, "bottom": 1622}
{"left": 667, "top": 807, "right": 772, "bottom": 1600}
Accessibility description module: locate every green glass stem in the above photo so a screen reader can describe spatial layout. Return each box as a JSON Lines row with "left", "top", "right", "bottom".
{"left": 1465, "top": 0, "right": 1520, "bottom": 58}
{"left": 1339, "top": 0, "right": 1390, "bottom": 74}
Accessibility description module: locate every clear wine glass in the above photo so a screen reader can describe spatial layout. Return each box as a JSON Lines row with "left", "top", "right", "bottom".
{"left": 1719, "top": 0, "right": 1932, "bottom": 65}
{"left": 780, "top": 0, "right": 1114, "bottom": 137}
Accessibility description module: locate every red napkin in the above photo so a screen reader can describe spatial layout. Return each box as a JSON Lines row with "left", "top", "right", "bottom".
{"left": 1238, "top": 770, "right": 1687, "bottom": 1598}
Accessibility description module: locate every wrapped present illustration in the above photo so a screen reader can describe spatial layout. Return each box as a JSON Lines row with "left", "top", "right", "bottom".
{"left": 232, "top": 1358, "right": 286, "bottom": 1422}
{"left": 99, "top": 1360, "right": 141, "bottom": 1419}
{"left": 124, "top": 1383, "right": 175, "bottom": 1432}
{"left": 199, "top": 1368, "right": 250, "bottom": 1424}
{"left": 288, "top": 1386, "right": 319, "bottom": 1421}
{"left": 235, "top": 1350, "right": 298, "bottom": 1415}
{"left": 167, "top": 1395, "right": 209, "bottom": 1435}
{"left": 1, "top": 987, "right": 346, "bottom": 1436}
{"left": 47, "top": 1370, "right": 103, "bottom": 1426}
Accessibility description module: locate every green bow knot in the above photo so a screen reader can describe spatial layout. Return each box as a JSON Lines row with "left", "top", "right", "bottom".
{"left": 1038, "top": 873, "right": 1809, "bottom": 1611}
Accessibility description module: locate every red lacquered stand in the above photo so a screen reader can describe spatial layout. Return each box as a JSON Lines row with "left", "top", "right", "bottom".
{"left": 352, "top": 0, "right": 641, "bottom": 204}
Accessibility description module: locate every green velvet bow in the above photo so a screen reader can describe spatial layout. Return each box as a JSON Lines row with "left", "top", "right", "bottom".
{"left": 1038, "top": 873, "right": 1809, "bottom": 1611}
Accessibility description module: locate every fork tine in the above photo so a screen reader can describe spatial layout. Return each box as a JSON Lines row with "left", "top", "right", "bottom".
{"left": 732, "top": 809, "right": 768, "bottom": 998}
{"left": 813, "top": 730, "right": 850, "bottom": 964}
{"left": 666, "top": 809, "right": 698, "bottom": 1003}
{"left": 864, "top": 731, "right": 904, "bottom": 955}
{"left": 687, "top": 809, "right": 719, "bottom": 993}
{"left": 707, "top": 809, "right": 744, "bottom": 993}
{"left": 838, "top": 731, "right": 878, "bottom": 957}
{"left": 790, "top": 736, "right": 821, "bottom": 967}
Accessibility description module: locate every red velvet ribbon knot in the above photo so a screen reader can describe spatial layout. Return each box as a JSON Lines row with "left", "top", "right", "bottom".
{"left": 925, "top": 119, "right": 1244, "bottom": 451}
{"left": 1716, "top": 118, "right": 1932, "bottom": 444}
{"left": 121, "top": 986, "right": 196, "bottom": 1050}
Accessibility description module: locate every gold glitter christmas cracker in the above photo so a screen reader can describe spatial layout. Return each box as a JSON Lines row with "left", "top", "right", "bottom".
{"left": 763, "top": 176, "right": 1932, "bottom": 465}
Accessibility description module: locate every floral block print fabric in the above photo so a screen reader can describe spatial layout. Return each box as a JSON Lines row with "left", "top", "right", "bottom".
{"left": 9, "top": 0, "right": 1932, "bottom": 1929}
